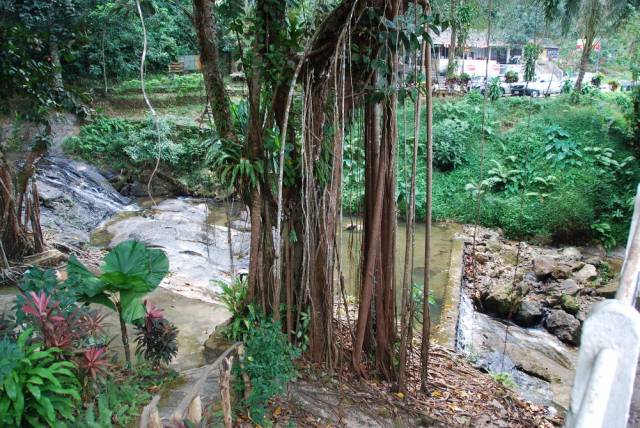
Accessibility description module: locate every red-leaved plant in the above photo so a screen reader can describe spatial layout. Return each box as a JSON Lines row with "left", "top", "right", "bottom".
{"left": 21, "top": 290, "right": 81, "bottom": 352}
{"left": 135, "top": 300, "right": 178, "bottom": 368}
{"left": 77, "top": 346, "right": 109, "bottom": 380}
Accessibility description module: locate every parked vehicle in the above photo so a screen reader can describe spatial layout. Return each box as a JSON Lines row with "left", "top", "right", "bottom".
{"left": 510, "top": 78, "right": 562, "bottom": 97}
{"left": 620, "top": 80, "right": 638, "bottom": 91}
{"left": 469, "top": 76, "right": 511, "bottom": 96}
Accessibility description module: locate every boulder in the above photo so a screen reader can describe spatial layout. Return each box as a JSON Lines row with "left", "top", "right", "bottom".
{"left": 485, "top": 239, "right": 502, "bottom": 253}
{"left": 38, "top": 181, "right": 65, "bottom": 202}
{"left": 229, "top": 219, "right": 251, "bottom": 232}
{"left": 558, "top": 279, "right": 581, "bottom": 296}
{"left": 533, "top": 255, "right": 555, "bottom": 279}
{"left": 545, "top": 310, "right": 581, "bottom": 346}
{"left": 561, "top": 295, "right": 580, "bottom": 315}
{"left": 475, "top": 252, "right": 490, "bottom": 264}
{"left": 481, "top": 282, "right": 517, "bottom": 318}
{"left": 551, "top": 263, "right": 574, "bottom": 280}
{"left": 573, "top": 264, "right": 597, "bottom": 283}
{"left": 561, "top": 247, "right": 582, "bottom": 260}
{"left": 514, "top": 298, "right": 544, "bottom": 327}
{"left": 595, "top": 282, "right": 618, "bottom": 298}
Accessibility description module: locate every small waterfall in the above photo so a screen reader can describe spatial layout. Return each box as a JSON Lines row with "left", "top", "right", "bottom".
{"left": 36, "top": 154, "right": 136, "bottom": 244}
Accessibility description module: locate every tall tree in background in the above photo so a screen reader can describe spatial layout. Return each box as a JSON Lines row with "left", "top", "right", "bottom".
{"left": 446, "top": 0, "right": 458, "bottom": 76}
{"left": 543, "top": 0, "right": 627, "bottom": 91}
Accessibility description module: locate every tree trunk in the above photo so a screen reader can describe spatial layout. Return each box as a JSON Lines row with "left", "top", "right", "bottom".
{"left": 192, "top": 0, "right": 234, "bottom": 140}
{"left": 398, "top": 23, "right": 425, "bottom": 392}
{"left": 574, "top": 33, "right": 595, "bottom": 92}
{"left": 446, "top": 0, "right": 457, "bottom": 76}
{"left": 421, "top": 25, "right": 434, "bottom": 393}
{"left": 116, "top": 302, "right": 132, "bottom": 367}
{"left": 50, "top": 37, "right": 63, "bottom": 91}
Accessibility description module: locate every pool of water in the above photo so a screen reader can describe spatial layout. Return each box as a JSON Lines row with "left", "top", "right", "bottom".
{"left": 339, "top": 216, "right": 461, "bottom": 328}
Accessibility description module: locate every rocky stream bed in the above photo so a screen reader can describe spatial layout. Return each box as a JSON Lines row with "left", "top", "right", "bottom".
{"left": 457, "top": 226, "right": 622, "bottom": 413}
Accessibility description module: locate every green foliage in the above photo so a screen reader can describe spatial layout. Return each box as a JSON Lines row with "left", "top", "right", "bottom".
{"left": 486, "top": 159, "right": 522, "bottom": 191}
{"left": 345, "top": 93, "right": 639, "bottom": 245}
{"left": 134, "top": 302, "right": 179, "bottom": 367}
{"left": 591, "top": 222, "right": 617, "bottom": 250}
{"left": 0, "top": 330, "right": 81, "bottom": 427}
{"left": 64, "top": 116, "right": 216, "bottom": 196}
{"left": 523, "top": 43, "right": 541, "bottom": 82}
{"left": 77, "top": 366, "right": 174, "bottom": 427}
{"left": 488, "top": 77, "right": 503, "bottom": 102}
{"left": 218, "top": 277, "right": 262, "bottom": 342}
{"left": 112, "top": 73, "right": 205, "bottom": 95}
{"left": 459, "top": 72, "right": 472, "bottom": 85}
{"left": 14, "top": 267, "right": 77, "bottom": 325}
{"left": 0, "top": 0, "right": 82, "bottom": 117}
{"left": 78, "top": 394, "right": 113, "bottom": 428}
{"left": 65, "top": 240, "right": 169, "bottom": 365}
{"left": 490, "top": 371, "right": 517, "bottom": 389}
{"left": 81, "top": 1, "right": 198, "bottom": 82}
{"left": 208, "top": 138, "right": 265, "bottom": 193}
{"left": 631, "top": 86, "right": 640, "bottom": 147}
{"left": 561, "top": 295, "right": 580, "bottom": 314}
{"left": 234, "top": 320, "right": 299, "bottom": 425}
{"left": 591, "top": 73, "right": 604, "bottom": 87}
{"left": 433, "top": 118, "right": 468, "bottom": 170}
{"left": 544, "top": 125, "right": 583, "bottom": 166}
{"left": 561, "top": 79, "right": 573, "bottom": 94}
{"left": 504, "top": 70, "right": 518, "bottom": 84}
{"left": 67, "top": 240, "right": 169, "bottom": 323}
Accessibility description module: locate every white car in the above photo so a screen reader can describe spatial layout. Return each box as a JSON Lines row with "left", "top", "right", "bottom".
{"left": 469, "top": 76, "right": 511, "bottom": 96}
{"left": 510, "top": 78, "right": 562, "bottom": 97}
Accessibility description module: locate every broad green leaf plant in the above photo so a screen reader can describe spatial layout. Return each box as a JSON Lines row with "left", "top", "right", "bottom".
{"left": 0, "top": 329, "right": 81, "bottom": 427}
{"left": 65, "top": 240, "right": 169, "bottom": 366}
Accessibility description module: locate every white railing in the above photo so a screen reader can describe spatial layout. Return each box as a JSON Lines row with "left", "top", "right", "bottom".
{"left": 567, "top": 184, "right": 640, "bottom": 428}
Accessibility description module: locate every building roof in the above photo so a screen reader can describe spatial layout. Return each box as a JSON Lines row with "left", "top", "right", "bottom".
{"left": 432, "top": 29, "right": 559, "bottom": 49}
{"left": 432, "top": 29, "right": 504, "bottom": 48}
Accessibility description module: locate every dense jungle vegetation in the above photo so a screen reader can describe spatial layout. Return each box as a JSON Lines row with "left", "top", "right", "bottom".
{"left": 2, "top": 0, "right": 640, "bottom": 425}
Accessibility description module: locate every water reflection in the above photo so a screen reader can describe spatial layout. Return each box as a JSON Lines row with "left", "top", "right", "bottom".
{"left": 339, "top": 217, "right": 459, "bottom": 328}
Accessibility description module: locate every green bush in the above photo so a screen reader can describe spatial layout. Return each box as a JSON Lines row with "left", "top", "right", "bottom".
{"left": 539, "top": 188, "right": 595, "bottom": 243}
{"left": 64, "top": 116, "right": 215, "bottom": 196}
{"left": 504, "top": 70, "right": 518, "bottom": 83}
{"left": 631, "top": 86, "right": 640, "bottom": 147}
{"left": 0, "top": 330, "right": 81, "bottom": 427}
{"left": 488, "top": 77, "right": 503, "bottom": 101}
{"left": 234, "top": 320, "right": 299, "bottom": 425}
{"left": 433, "top": 118, "right": 468, "bottom": 170}
{"left": 591, "top": 73, "right": 604, "bottom": 87}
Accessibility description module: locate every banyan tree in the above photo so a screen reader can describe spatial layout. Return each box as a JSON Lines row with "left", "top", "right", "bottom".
{"left": 192, "top": 0, "right": 435, "bottom": 382}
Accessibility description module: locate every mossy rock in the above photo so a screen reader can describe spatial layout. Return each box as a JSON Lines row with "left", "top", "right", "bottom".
{"left": 561, "top": 294, "right": 580, "bottom": 315}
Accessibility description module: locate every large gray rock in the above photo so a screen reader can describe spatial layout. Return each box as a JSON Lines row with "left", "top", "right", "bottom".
{"left": 103, "top": 198, "right": 251, "bottom": 303}
{"left": 551, "top": 260, "right": 583, "bottom": 280}
{"left": 545, "top": 309, "right": 581, "bottom": 346}
{"left": 514, "top": 297, "right": 544, "bottom": 327}
{"left": 573, "top": 264, "right": 598, "bottom": 283}
{"left": 561, "top": 247, "right": 582, "bottom": 260}
{"left": 533, "top": 255, "right": 555, "bottom": 279}
{"left": 558, "top": 279, "right": 581, "bottom": 296}
{"left": 481, "top": 281, "right": 517, "bottom": 318}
